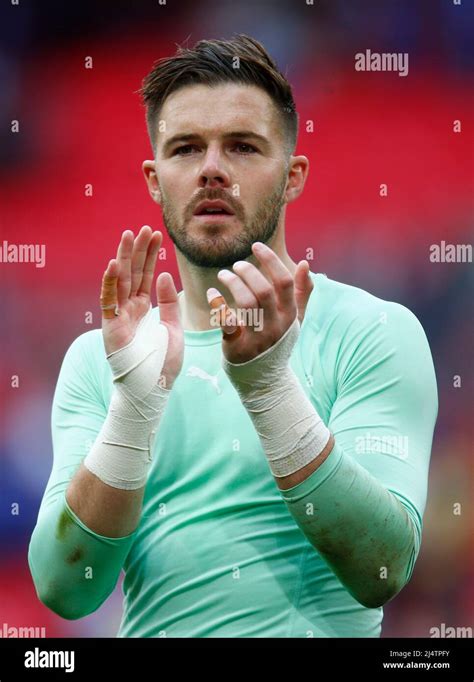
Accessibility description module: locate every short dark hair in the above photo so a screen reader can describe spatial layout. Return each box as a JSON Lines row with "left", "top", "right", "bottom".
{"left": 139, "top": 34, "right": 298, "bottom": 155}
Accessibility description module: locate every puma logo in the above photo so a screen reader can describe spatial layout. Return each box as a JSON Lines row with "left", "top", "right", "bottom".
{"left": 186, "top": 366, "right": 222, "bottom": 394}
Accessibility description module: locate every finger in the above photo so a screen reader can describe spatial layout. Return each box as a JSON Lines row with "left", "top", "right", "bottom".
{"left": 294, "top": 260, "right": 314, "bottom": 323}
{"left": 130, "top": 225, "right": 153, "bottom": 296}
{"left": 231, "top": 260, "right": 276, "bottom": 315}
{"left": 251, "top": 242, "right": 295, "bottom": 311}
{"left": 116, "top": 230, "right": 134, "bottom": 305}
{"left": 216, "top": 268, "right": 258, "bottom": 312}
{"left": 155, "top": 272, "right": 181, "bottom": 327}
{"left": 100, "top": 259, "right": 119, "bottom": 319}
{"left": 206, "top": 287, "right": 242, "bottom": 339}
{"left": 137, "top": 231, "right": 162, "bottom": 297}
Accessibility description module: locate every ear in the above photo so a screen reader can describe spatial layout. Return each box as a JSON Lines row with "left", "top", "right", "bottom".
{"left": 284, "top": 155, "right": 309, "bottom": 204}
{"left": 142, "top": 160, "right": 162, "bottom": 205}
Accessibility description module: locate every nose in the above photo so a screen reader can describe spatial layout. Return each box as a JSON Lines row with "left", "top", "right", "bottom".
{"left": 198, "top": 145, "right": 231, "bottom": 189}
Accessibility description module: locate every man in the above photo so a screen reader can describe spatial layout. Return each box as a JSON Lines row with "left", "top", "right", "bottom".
{"left": 28, "top": 34, "right": 438, "bottom": 637}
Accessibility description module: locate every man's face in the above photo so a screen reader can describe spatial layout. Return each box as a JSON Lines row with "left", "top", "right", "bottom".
{"left": 151, "top": 83, "right": 290, "bottom": 268}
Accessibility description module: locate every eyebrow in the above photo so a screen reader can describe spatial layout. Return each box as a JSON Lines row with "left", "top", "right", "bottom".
{"left": 161, "top": 130, "right": 270, "bottom": 155}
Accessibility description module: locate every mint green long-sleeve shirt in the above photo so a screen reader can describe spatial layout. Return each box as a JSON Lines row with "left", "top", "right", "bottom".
{"left": 28, "top": 272, "right": 438, "bottom": 637}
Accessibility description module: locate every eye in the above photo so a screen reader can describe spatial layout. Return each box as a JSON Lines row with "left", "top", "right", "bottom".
{"left": 174, "top": 145, "right": 198, "bottom": 156}
{"left": 234, "top": 143, "right": 257, "bottom": 154}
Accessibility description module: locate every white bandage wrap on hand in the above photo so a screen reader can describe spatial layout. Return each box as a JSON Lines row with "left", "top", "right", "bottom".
{"left": 84, "top": 306, "right": 171, "bottom": 490}
{"left": 222, "top": 316, "right": 331, "bottom": 478}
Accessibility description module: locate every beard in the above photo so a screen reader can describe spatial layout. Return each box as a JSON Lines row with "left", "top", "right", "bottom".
{"left": 159, "top": 173, "right": 287, "bottom": 268}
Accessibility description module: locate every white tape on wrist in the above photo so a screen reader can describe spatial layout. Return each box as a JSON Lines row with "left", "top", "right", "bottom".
{"left": 84, "top": 306, "right": 171, "bottom": 490}
{"left": 222, "top": 316, "right": 331, "bottom": 477}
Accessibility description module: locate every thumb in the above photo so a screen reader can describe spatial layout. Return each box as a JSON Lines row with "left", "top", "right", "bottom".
{"left": 294, "top": 260, "right": 314, "bottom": 323}
{"left": 206, "top": 287, "right": 242, "bottom": 340}
{"left": 156, "top": 272, "right": 181, "bottom": 327}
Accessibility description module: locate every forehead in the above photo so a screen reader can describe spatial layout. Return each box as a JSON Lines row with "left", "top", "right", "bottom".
{"left": 158, "top": 83, "right": 281, "bottom": 141}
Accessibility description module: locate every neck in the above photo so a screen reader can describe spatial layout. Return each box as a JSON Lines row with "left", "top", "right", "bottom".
{"left": 176, "top": 232, "right": 297, "bottom": 332}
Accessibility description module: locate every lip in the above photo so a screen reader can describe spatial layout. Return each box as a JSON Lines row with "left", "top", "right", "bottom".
{"left": 193, "top": 199, "right": 235, "bottom": 216}
{"left": 193, "top": 213, "right": 236, "bottom": 222}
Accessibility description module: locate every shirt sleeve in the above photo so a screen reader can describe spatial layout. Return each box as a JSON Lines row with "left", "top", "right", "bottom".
{"left": 327, "top": 300, "right": 438, "bottom": 539}
{"left": 280, "top": 298, "right": 438, "bottom": 607}
{"left": 27, "top": 331, "right": 138, "bottom": 620}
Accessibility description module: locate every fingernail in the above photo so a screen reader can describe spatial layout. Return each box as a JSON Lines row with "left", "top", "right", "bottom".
{"left": 206, "top": 287, "right": 222, "bottom": 304}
